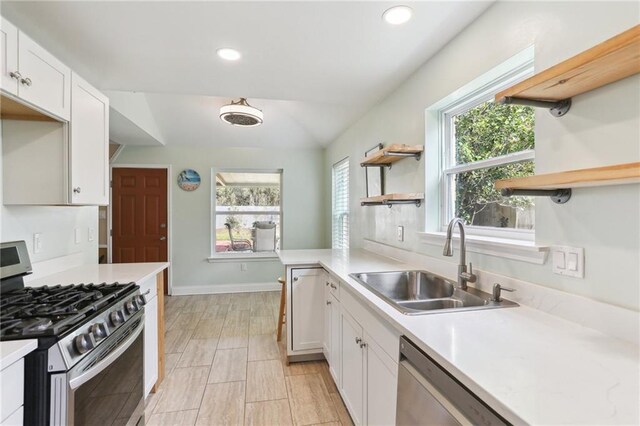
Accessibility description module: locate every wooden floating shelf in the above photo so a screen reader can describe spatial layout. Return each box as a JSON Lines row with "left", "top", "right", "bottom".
{"left": 361, "top": 193, "right": 424, "bottom": 207}
{"left": 496, "top": 24, "right": 640, "bottom": 116}
{"left": 360, "top": 144, "right": 423, "bottom": 167}
{"left": 0, "top": 94, "right": 58, "bottom": 122}
{"left": 496, "top": 162, "right": 640, "bottom": 191}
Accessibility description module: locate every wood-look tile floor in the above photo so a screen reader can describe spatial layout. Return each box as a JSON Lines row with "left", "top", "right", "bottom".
{"left": 145, "top": 292, "right": 354, "bottom": 426}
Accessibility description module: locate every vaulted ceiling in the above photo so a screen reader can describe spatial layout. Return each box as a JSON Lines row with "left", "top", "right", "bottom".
{"left": 2, "top": 1, "right": 493, "bottom": 148}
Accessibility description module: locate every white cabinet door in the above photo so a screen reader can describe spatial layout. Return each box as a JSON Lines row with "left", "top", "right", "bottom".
{"left": 143, "top": 295, "right": 159, "bottom": 397}
{"left": 69, "top": 72, "right": 108, "bottom": 205}
{"left": 291, "top": 268, "right": 324, "bottom": 351}
{"left": 0, "top": 17, "right": 18, "bottom": 95}
{"left": 365, "top": 333, "right": 397, "bottom": 426}
{"left": 17, "top": 31, "right": 71, "bottom": 120}
{"left": 323, "top": 275, "right": 332, "bottom": 361}
{"left": 340, "top": 311, "right": 364, "bottom": 425}
{"left": 329, "top": 292, "right": 341, "bottom": 386}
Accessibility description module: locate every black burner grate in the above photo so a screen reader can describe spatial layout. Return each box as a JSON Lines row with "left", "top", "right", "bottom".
{"left": 0, "top": 282, "right": 136, "bottom": 339}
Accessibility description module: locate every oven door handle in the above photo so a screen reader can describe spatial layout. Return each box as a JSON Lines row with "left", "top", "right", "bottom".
{"left": 68, "top": 317, "right": 144, "bottom": 391}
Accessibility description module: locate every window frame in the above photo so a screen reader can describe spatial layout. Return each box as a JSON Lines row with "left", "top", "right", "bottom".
{"left": 210, "top": 168, "right": 283, "bottom": 260}
{"left": 438, "top": 56, "right": 536, "bottom": 241}
{"left": 332, "top": 157, "right": 350, "bottom": 249}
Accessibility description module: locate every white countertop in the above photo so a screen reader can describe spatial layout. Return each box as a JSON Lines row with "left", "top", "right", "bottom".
{"left": 26, "top": 262, "right": 169, "bottom": 288}
{"left": 0, "top": 340, "right": 37, "bottom": 370}
{"left": 278, "top": 249, "right": 640, "bottom": 425}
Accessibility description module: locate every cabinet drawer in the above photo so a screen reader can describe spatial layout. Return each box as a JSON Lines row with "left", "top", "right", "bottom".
{"left": 138, "top": 276, "right": 157, "bottom": 301}
{"left": 340, "top": 284, "right": 400, "bottom": 363}
{"left": 0, "top": 359, "right": 24, "bottom": 422}
{"left": 1, "top": 406, "right": 22, "bottom": 426}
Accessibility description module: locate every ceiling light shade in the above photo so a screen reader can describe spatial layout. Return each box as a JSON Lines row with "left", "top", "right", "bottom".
{"left": 382, "top": 5, "right": 413, "bottom": 25}
{"left": 220, "top": 98, "right": 263, "bottom": 127}
{"left": 217, "top": 48, "right": 241, "bottom": 61}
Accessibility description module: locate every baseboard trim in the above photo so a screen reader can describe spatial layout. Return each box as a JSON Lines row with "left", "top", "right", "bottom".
{"left": 172, "top": 282, "right": 280, "bottom": 295}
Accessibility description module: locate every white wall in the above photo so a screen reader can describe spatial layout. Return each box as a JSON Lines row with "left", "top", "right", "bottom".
{"left": 325, "top": 1, "right": 640, "bottom": 310}
{"left": 114, "top": 145, "right": 326, "bottom": 292}
{"left": 0, "top": 120, "right": 98, "bottom": 265}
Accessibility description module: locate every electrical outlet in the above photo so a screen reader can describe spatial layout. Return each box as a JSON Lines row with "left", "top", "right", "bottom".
{"left": 551, "top": 246, "right": 584, "bottom": 278}
{"left": 33, "top": 233, "right": 42, "bottom": 254}
{"left": 75, "top": 228, "right": 81, "bottom": 244}
{"left": 240, "top": 263, "right": 247, "bottom": 272}
{"left": 397, "top": 226, "right": 404, "bottom": 242}
{"left": 88, "top": 227, "right": 95, "bottom": 242}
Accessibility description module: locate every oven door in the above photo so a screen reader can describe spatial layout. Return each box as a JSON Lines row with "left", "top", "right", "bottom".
{"left": 62, "top": 310, "right": 145, "bottom": 426}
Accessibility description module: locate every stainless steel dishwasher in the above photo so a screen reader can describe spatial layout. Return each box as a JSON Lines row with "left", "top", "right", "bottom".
{"left": 396, "top": 336, "right": 510, "bottom": 426}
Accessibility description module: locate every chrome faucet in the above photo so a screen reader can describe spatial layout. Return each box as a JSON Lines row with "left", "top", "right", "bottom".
{"left": 443, "top": 218, "right": 477, "bottom": 290}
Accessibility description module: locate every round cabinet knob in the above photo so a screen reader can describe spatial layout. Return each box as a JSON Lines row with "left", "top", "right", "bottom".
{"left": 90, "top": 322, "right": 109, "bottom": 341}
{"left": 135, "top": 295, "right": 146, "bottom": 307}
{"left": 74, "top": 333, "right": 95, "bottom": 354}
{"left": 125, "top": 300, "right": 138, "bottom": 315}
{"left": 109, "top": 310, "right": 125, "bottom": 327}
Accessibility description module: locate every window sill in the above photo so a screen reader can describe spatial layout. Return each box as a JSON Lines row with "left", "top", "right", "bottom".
{"left": 418, "top": 231, "right": 549, "bottom": 264}
{"left": 207, "top": 253, "right": 279, "bottom": 263}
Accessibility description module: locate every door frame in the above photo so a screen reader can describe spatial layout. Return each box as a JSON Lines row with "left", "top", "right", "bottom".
{"left": 108, "top": 164, "right": 173, "bottom": 295}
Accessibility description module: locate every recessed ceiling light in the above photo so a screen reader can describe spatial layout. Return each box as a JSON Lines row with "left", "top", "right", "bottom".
{"left": 382, "top": 5, "right": 413, "bottom": 25}
{"left": 217, "top": 48, "right": 241, "bottom": 61}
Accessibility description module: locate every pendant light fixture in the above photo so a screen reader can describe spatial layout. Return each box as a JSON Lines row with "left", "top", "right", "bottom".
{"left": 219, "top": 98, "right": 263, "bottom": 127}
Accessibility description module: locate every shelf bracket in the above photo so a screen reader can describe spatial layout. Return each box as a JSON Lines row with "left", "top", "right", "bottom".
{"left": 360, "top": 162, "right": 392, "bottom": 169}
{"left": 500, "top": 97, "right": 571, "bottom": 118}
{"left": 383, "top": 151, "right": 422, "bottom": 162}
{"left": 501, "top": 188, "right": 572, "bottom": 204}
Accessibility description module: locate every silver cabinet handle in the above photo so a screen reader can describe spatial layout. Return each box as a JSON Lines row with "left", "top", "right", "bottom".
{"left": 9, "top": 71, "right": 21, "bottom": 80}
{"left": 326, "top": 300, "right": 331, "bottom": 305}
{"left": 330, "top": 283, "right": 337, "bottom": 290}
{"left": 73, "top": 187, "right": 81, "bottom": 194}
{"left": 325, "top": 281, "right": 330, "bottom": 286}
{"left": 20, "top": 77, "right": 32, "bottom": 86}
{"left": 360, "top": 342, "right": 367, "bottom": 349}
{"left": 160, "top": 236, "right": 166, "bottom": 241}
{"left": 293, "top": 277, "right": 298, "bottom": 282}
{"left": 355, "top": 337, "right": 362, "bottom": 345}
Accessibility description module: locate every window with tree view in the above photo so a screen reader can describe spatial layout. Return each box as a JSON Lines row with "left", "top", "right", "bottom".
{"left": 214, "top": 171, "right": 281, "bottom": 255}
{"left": 443, "top": 99, "right": 535, "bottom": 234}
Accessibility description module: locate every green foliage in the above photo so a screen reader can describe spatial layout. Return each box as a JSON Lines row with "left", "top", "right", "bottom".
{"left": 216, "top": 186, "right": 280, "bottom": 207}
{"left": 453, "top": 101, "right": 535, "bottom": 225}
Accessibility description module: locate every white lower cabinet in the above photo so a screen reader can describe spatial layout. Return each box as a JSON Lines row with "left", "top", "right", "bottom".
{"left": 138, "top": 276, "right": 159, "bottom": 397}
{"left": 329, "top": 292, "right": 341, "bottom": 386}
{"left": 323, "top": 278, "right": 332, "bottom": 360}
{"left": 290, "top": 267, "right": 324, "bottom": 351}
{"left": 341, "top": 311, "right": 365, "bottom": 425}
{"left": 364, "top": 331, "right": 398, "bottom": 426}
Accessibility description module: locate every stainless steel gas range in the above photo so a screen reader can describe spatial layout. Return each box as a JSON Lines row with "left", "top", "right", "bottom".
{"left": 0, "top": 241, "right": 146, "bottom": 426}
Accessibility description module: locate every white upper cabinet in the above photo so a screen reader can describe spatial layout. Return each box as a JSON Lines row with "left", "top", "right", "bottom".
{"left": 0, "top": 17, "right": 18, "bottom": 96}
{"left": 0, "top": 16, "right": 71, "bottom": 121}
{"left": 70, "top": 72, "right": 109, "bottom": 205}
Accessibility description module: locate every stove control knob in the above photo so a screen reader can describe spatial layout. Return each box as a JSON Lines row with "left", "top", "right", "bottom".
{"left": 135, "top": 295, "right": 146, "bottom": 307}
{"left": 125, "top": 300, "right": 138, "bottom": 315}
{"left": 90, "top": 322, "right": 109, "bottom": 341}
{"left": 74, "top": 333, "right": 95, "bottom": 355}
{"left": 110, "top": 310, "right": 125, "bottom": 327}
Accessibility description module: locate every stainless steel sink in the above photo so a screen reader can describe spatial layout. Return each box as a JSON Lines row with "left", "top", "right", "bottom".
{"left": 349, "top": 270, "right": 517, "bottom": 315}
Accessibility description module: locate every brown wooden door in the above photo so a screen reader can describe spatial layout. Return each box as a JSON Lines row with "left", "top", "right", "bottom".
{"left": 112, "top": 167, "right": 168, "bottom": 292}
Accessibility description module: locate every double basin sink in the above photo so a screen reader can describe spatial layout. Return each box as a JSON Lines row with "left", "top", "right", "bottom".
{"left": 349, "top": 270, "right": 517, "bottom": 315}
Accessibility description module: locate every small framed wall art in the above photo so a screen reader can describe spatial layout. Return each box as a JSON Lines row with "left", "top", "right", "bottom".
{"left": 177, "top": 169, "right": 201, "bottom": 191}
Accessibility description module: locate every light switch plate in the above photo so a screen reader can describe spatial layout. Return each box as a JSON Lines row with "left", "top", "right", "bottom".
{"left": 33, "top": 233, "right": 42, "bottom": 254}
{"left": 397, "top": 226, "right": 404, "bottom": 242}
{"left": 551, "top": 246, "right": 584, "bottom": 278}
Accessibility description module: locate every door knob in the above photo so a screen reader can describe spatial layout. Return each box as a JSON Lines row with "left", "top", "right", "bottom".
{"left": 160, "top": 236, "right": 166, "bottom": 241}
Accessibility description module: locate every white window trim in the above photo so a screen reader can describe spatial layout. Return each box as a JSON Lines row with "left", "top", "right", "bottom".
{"left": 332, "top": 157, "right": 350, "bottom": 249}
{"left": 434, "top": 46, "right": 536, "bottom": 242}
{"left": 210, "top": 168, "right": 283, "bottom": 259}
